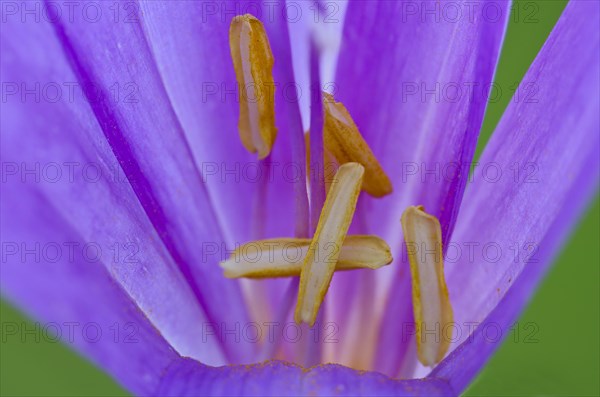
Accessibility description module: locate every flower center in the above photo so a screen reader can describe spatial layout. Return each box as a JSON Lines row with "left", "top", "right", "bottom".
{"left": 225, "top": 13, "right": 453, "bottom": 368}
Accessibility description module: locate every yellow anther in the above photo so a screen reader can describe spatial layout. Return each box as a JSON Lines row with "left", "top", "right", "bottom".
{"left": 401, "top": 205, "right": 453, "bottom": 366}
{"left": 229, "top": 14, "right": 277, "bottom": 159}
{"left": 220, "top": 235, "right": 392, "bottom": 278}
{"left": 322, "top": 92, "right": 392, "bottom": 197}
{"left": 295, "top": 163, "right": 365, "bottom": 326}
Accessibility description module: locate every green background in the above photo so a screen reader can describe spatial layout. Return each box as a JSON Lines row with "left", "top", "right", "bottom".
{"left": 1, "top": 1, "right": 598, "bottom": 396}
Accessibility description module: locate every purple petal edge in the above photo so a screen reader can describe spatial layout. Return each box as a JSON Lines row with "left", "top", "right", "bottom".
{"left": 430, "top": 151, "right": 598, "bottom": 392}
{"left": 0, "top": 187, "right": 180, "bottom": 396}
{"left": 432, "top": 0, "right": 600, "bottom": 389}
{"left": 156, "top": 359, "right": 453, "bottom": 397}
{"left": 446, "top": 0, "right": 600, "bottom": 336}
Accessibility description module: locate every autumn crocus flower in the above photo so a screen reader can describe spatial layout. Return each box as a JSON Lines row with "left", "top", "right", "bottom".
{"left": 1, "top": 0, "right": 598, "bottom": 396}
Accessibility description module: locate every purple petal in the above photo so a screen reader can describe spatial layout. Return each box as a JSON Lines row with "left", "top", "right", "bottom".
{"left": 309, "top": 39, "right": 326, "bottom": 232}
{"left": 429, "top": 0, "right": 600, "bottom": 389}
{"left": 139, "top": 0, "right": 303, "bottom": 242}
{"left": 431, "top": 150, "right": 598, "bottom": 392}
{"left": 1, "top": 13, "right": 226, "bottom": 364}
{"left": 333, "top": 0, "right": 510, "bottom": 374}
{"left": 445, "top": 0, "right": 600, "bottom": 352}
{"left": 43, "top": 0, "right": 255, "bottom": 361}
{"left": 336, "top": 0, "right": 510, "bottom": 248}
{"left": 139, "top": 0, "right": 309, "bottom": 327}
{"left": 156, "top": 359, "right": 454, "bottom": 396}
{"left": 258, "top": 0, "right": 311, "bottom": 239}
{"left": 139, "top": 2, "right": 274, "bottom": 241}
{"left": 0, "top": 186, "right": 181, "bottom": 395}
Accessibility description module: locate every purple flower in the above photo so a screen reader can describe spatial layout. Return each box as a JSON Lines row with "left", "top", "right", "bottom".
{"left": 1, "top": 0, "right": 598, "bottom": 395}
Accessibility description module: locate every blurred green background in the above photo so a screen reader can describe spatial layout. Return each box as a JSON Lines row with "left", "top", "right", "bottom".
{"left": 1, "top": 0, "right": 598, "bottom": 396}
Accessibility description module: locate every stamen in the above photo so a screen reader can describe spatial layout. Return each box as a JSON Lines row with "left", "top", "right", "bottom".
{"left": 295, "top": 163, "right": 365, "bottom": 326}
{"left": 306, "top": 93, "right": 393, "bottom": 197}
{"left": 322, "top": 92, "right": 393, "bottom": 197}
{"left": 401, "top": 205, "right": 453, "bottom": 367}
{"left": 220, "top": 235, "right": 392, "bottom": 278}
{"left": 229, "top": 14, "right": 277, "bottom": 159}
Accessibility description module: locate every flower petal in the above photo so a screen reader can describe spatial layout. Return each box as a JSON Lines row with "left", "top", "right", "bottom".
{"left": 258, "top": 0, "right": 310, "bottom": 239}
{"left": 139, "top": 0, "right": 302, "bottom": 242}
{"left": 45, "top": 1, "right": 255, "bottom": 361}
{"left": 139, "top": 0, "right": 307, "bottom": 328}
{"left": 156, "top": 359, "right": 454, "bottom": 397}
{"left": 431, "top": 155, "right": 598, "bottom": 392}
{"left": 335, "top": 0, "right": 510, "bottom": 251}
{"left": 0, "top": 13, "right": 226, "bottom": 365}
{"left": 431, "top": 0, "right": 600, "bottom": 390}
{"left": 333, "top": 0, "right": 511, "bottom": 374}
{"left": 0, "top": 186, "right": 181, "bottom": 396}
{"left": 445, "top": 0, "right": 600, "bottom": 354}
{"left": 138, "top": 0, "right": 263, "bottom": 243}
